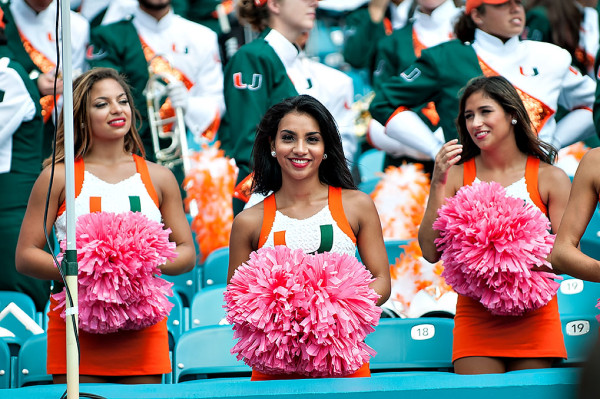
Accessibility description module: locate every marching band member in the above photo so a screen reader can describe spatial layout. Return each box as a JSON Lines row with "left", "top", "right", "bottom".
{"left": 0, "top": 0, "right": 89, "bottom": 157}
{"left": 87, "top": 0, "right": 225, "bottom": 164}
{"left": 368, "top": 0, "right": 460, "bottom": 171}
{"left": 369, "top": 0, "right": 596, "bottom": 160}
{"left": 343, "top": 0, "right": 414, "bottom": 74}
{"left": 0, "top": 24, "right": 47, "bottom": 311}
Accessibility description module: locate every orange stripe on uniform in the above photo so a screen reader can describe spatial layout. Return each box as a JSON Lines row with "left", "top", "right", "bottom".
{"left": 133, "top": 154, "right": 159, "bottom": 208}
{"left": 328, "top": 186, "right": 356, "bottom": 244}
{"left": 57, "top": 158, "right": 85, "bottom": 217}
{"left": 524, "top": 156, "right": 547, "bottom": 216}
{"left": 273, "top": 231, "right": 286, "bottom": 246}
{"left": 258, "top": 194, "right": 277, "bottom": 248}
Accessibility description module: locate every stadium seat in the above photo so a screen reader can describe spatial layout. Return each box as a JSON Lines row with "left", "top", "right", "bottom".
{"left": 556, "top": 275, "right": 600, "bottom": 317}
{"left": 559, "top": 314, "right": 600, "bottom": 365}
{"left": 190, "top": 285, "right": 227, "bottom": 329}
{"left": 201, "top": 247, "right": 229, "bottom": 288}
{"left": 358, "top": 177, "right": 381, "bottom": 195}
{"left": 365, "top": 318, "right": 454, "bottom": 372}
{"left": 15, "top": 333, "right": 52, "bottom": 387}
{"left": 357, "top": 149, "right": 385, "bottom": 183}
{"left": 0, "top": 291, "right": 41, "bottom": 352}
{"left": 0, "top": 338, "right": 10, "bottom": 388}
{"left": 167, "top": 291, "right": 186, "bottom": 349}
{"left": 163, "top": 268, "right": 199, "bottom": 308}
{"left": 174, "top": 325, "right": 251, "bottom": 382}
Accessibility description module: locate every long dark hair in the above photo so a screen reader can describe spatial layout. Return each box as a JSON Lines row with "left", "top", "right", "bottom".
{"left": 456, "top": 76, "right": 557, "bottom": 164}
{"left": 251, "top": 95, "right": 357, "bottom": 195}
{"left": 44, "top": 68, "right": 144, "bottom": 167}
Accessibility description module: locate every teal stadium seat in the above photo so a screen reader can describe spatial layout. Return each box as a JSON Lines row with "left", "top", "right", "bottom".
{"left": 163, "top": 269, "right": 199, "bottom": 308}
{"left": 190, "top": 285, "right": 227, "bottom": 329}
{"left": 0, "top": 338, "right": 10, "bottom": 388}
{"left": 174, "top": 325, "right": 251, "bottom": 382}
{"left": 365, "top": 318, "right": 454, "bottom": 372}
{"left": 357, "top": 149, "right": 385, "bottom": 183}
{"left": 201, "top": 247, "right": 229, "bottom": 288}
{"left": 358, "top": 177, "right": 381, "bottom": 195}
{"left": 15, "top": 333, "right": 52, "bottom": 387}
{"left": 0, "top": 291, "right": 41, "bottom": 352}
{"left": 559, "top": 314, "right": 600, "bottom": 365}
{"left": 556, "top": 276, "right": 600, "bottom": 317}
{"left": 167, "top": 291, "right": 186, "bottom": 349}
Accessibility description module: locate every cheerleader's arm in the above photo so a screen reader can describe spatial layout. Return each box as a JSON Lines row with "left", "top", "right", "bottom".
{"left": 552, "top": 149, "right": 600, "bottom": 280}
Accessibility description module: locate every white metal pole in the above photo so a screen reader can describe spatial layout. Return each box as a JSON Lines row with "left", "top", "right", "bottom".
{"left": 59, "top": 0, "right": 80, "bottom": 398}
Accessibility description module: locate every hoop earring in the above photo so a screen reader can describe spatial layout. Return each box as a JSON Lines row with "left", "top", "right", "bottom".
{"left": 323, "top": 153, "right": 328, "bottom": 160}
{"left": 511, "top": 119, "right": 517, "bottom": 125}
{"left": 271, "top": 151, "right": 276, "bottom": 157}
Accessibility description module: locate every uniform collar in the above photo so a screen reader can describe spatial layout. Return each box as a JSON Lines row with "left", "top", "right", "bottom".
{"left": 13, "top": 0, "right": 55, "bottom": 20}
{"left": 264, "top": 28, "right": 300, "bottom": 69}
{"left": 133, "top": 5, "right": 175, "bottom": 32}
{"left": 413, "top": 0, "right": 459, "bottom": 29}
{"left": 474, "top": 28, "right": 520, "bottom": 55}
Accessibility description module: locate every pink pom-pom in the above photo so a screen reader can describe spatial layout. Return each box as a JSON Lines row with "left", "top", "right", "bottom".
{"left": 52, "top": 211, "right": 177, "bottom": 334}
{"left": 224, "top": 246, "right": 381, "bottom": 377}
{"left": 433, "top": 181, "right": 559, "bottom": 316}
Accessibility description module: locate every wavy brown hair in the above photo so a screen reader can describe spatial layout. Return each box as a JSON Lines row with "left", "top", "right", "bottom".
{"left": 44, "top": 67, "right": 144, "bottom": 167}
{"left": 236, "top": 0, "right": 271, "bottom": 32}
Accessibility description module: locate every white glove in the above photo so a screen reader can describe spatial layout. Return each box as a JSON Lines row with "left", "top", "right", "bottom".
{"left": 168, "top": 81, "right": 189, "bottom": 113}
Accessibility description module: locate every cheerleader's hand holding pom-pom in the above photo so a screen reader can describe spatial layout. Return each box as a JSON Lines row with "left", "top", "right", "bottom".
{"left": 433, "top": 181, "right": 560, "bottom": 316}
{"left": 224, "top": 246, "right": 381, "bottom": 377}
{"left": 52, "top": 211, "right": 177, "bottom": 334}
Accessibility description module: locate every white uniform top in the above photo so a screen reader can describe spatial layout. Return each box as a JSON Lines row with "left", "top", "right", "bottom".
{"left": 265, "top": 29, "right": 357, "bottom": 163}
{"left": 10, "top": 0, "right": 89, "bottom": 74}
{"left": 412, "top": 0, "right": 460, "bottom": 48}
{"left": 262, "top": 206, "right": 357, "bottom": 257}
{"left": 0, "top": 58, "right": 36, "bottom": 174}
{"left": 54, "top": 170, "right": 162, "bottom": 243}
{"left": 125, "top": 6, "right": 225, "bottom": 137}
{"left": 473, "top": 29, "right": 595, "bottom": 146}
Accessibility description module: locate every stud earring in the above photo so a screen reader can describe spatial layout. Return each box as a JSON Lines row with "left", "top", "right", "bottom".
{"left": 511, "top": 119, "right": 517, "bottom": 125}
{"left": 271, "top": 151, "right": 276, "bottom": 157}
{"left": 323, "top": 153, "right": 328, "bottom": 160}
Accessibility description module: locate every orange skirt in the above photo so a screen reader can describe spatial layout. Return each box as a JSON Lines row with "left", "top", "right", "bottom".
{"left": 46, "top": 297, "right": 171, "bottom": 376}
{"left": 452, "top": 294, "right": 566, "bottom": 362}
{"left": 251, "top": 363, "right": 371, "bottom": 381}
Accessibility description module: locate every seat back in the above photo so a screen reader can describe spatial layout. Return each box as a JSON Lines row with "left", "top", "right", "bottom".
{"left": 556, "top": 276, "right": 600, "bottom": 317}
{"left": 174, "top": 325, "right": 251, "bottom": 382}
{"left": 0, "top": 291, "right": 41, "bottom": 351}
{"left": 560, "top": 314, "right": 600, "bottom": 365}
{"left": 365, "top": 318, "right": 454, "bottom": 372}
{"left": 16, "top": 333, "right": 52, "bottom": 387}
{"left": 0, "top": 338, "right": 10, "bottom": 388}
{"left": 163, "top": 268, "right": 199, "bottom": 308}
{"left": 358, "top": 149, "right": 385, "bottom": 182}
{"left": 201, "top": 247, "right": 229, "bottom": 288}
{"left": 167, "top": 291, "right": 186, "bottom": 349}
{"left": 190, "top": 285, "right": 227, "bottom": 329}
